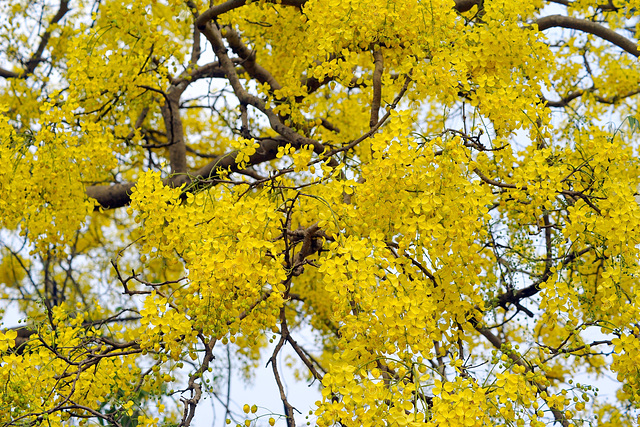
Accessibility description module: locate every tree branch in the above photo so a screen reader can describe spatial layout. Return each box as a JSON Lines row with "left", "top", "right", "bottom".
{"left": 0, "top": 0, "right": 71, "bottom": 79}
{"left": 537, "top": 15, "right": 639, "bottom": 57}
{"left": 196, "top": 0, "right": 307, "bottom": 30}
{"left": 27, "top": 0, "right": 70, "bottom": 74}
{"left": 86, "top": 137, "right": 292, "bottom": 209}
{"left": 180, "top": 335, "right": 216, "bottom": 427}
{"left": 199, "top": 21, "right": 331, "bottom": 158}
{"left": 223, "top": 26, "right": 283, "bottom": 92}
{"left": 544, "top": 86, "right": 640, "bottom": 107}
{"left": 453, "top": 0, "right": 481, "bottom": 13}
{"left": 370, "top": 49, "right": 384, "bottom": 129}
{"left": 162, "top": 89, "right": 189, "bottom": 174}
{"left": 0, "top": 66, "right": 19, "bottom": 78}
{"left": 475, "top": 327, "right": 570, "bottom": 427}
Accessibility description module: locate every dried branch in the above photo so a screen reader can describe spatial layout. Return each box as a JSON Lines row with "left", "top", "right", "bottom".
{"left": 180, "top": 335, "right": 217, "bottom": 427}
{"left": 267, "top": 308, "right": 300, "bottom": 427}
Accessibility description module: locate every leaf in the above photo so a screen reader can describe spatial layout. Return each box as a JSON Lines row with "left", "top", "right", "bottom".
{"left": 628, "top": 116, "right": 639, "bottom": 134}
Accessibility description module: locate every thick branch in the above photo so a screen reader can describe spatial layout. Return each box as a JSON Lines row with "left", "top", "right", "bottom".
{"left": 370, "top": 49, "right": 384, "bottom": 129}
{"left": 86, "top": 182, "right": 137, "bottom": 210}
{"left": 223, "top": 26, "right": 283, "bottom": 92}
{"left": 453, "top": 0, "right": 481, "bottom": 13}
{"left": 162, "top": 91, "right": 189, "bottom": 174}
{"left": 86, "top": 137, "right": 289, "bottom": 209}
{"left": 196, "top": 0, "right": 307, "bottom": 30}
{"left": 537, "top": 15, "right": 639, "bottom": 57}
{"left": 145, "top": 69, "right": 194, "bottom": 175}
{"left": 173, "top": 61, "right": 229, "bottom": 85}
{"left": 0, "top": 67, "right": 19, "bottom": 78}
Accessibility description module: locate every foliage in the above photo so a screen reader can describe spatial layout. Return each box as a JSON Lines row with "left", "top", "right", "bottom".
{"left": 1, "top": 0, "right": 640, "bottom": 426}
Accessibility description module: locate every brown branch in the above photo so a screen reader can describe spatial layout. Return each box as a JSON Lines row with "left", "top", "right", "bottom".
{"left": 135, "top": 84, "right": 188, "bottom": 173}
{"left": 268, "top": 308, "right": 299, "bottom": 427}
{"left": 223, "top": 26, "right": 283, "bottom": 92}
{"left": 49, "top": 404, "right": 123, "bottom": 427}
{"left": 124, "top": 107, "right": 150, "bottom": 142}
{"left": 284, "top": 330, "right": 323, "bottom": 382}
{"left": 385, "top": 242, "right": 438, "bottom": 286}
{"left": 187, "top": 1, "right": 202, "bottom": 66}
{"left": 162, "top": 88, "right": 189, "bottom": 174}
{"left": 324, "top": 72, "right": 412, "bottom": 159}
{"left": 545, "top": 86, "right": 640, "bottom": 107}
{"left": 199, "top": 21, "right": 331, "bottom": 157}
{"left": 180, "top": 335, "right": 216, "bottom": 427}
{"left": 318, "top": 118, "right": 341, "bottom": 133}
{"left": 85, "top": 182, "right": 136, "bottom": 210}
{"left": 172, "top": 61, "right": 229, "bottom": 86}
{"left": 537, "top": 15, "right": 639, "bottom": 57}
{"left": 152, "top": 61, "right": 247, "bottom": 175}
{"left": 476, "top": 327, "right": 570, "bottom": 427}
{"left": 185, "top": 145, "right": 220, "bottom": 159}
{"left": 86, "top": 136, "right": 292, "bottom": 209}
{"left": 0, "top": 67, "right": 19, "bottom": 78}
{"left": 544, "top": 89, "right": 590, "bottom": 107}
{"left": 5, "top": 312, "right": 141, "bottom": 354}
{"left": 220, "top": 26, "right": 336, "bottom": 137}
{"left": 291, "top": 223, "right": 323, "bottom": 276}
{"left": 29, "top": 1, "right": 70, "bottom": 71}
{"left": 453, "top": 0, "right": 482, "bottom": 13}
{"left": 474, "top": 167, "right": 603, "bottom": 214}
{"left": 235, "top": 167, "right": 266, "bottom": 180}
{"left": 473, "top": 168, "right": 519, "bottom": 189}
{"left": 298, "top": 55, "right": 338, "bottom": 98}
{"left": 597, "top": 0, "right": 621, "bottom": 11}
{"left": 541, "top": 339, "right": 612, "bottom": 358}
{"left": 196, "top": 0, "right": 307, "bottom": 29}
{"left": 370, "top": 49, "right": 384, "bottom": 129}
{"left": 543, "top": 212, "right": 552, "bottom": 277}
{"left": 0, "top": 0, "right": 71, "bottom": 79}
{"left": 495, "top": 246, "right": 593, "bottom": 311}
{"left": 24, "top": 0, "right": 71, "bottom": 76}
